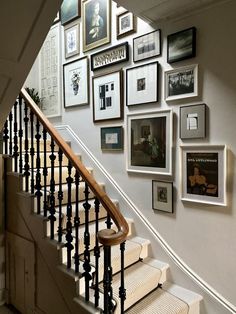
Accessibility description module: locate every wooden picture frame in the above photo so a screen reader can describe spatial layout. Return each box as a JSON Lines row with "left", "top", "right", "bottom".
{"left": 101, "top": 126, "right": 123, "bottom": 150}
{"left": 152, "top": 181, "right": 173, "bottom": 213}
{"left": 60, "top": 0, "right": 81, "bottom": 25}
{"left": 133, "top": 30, "right": 161, "bottom": 62}
{"left": 64, "top": 20, "right": 80, "bottom": 59}
{"left": 116, "top": 11, "right": 136, "bottom": 39}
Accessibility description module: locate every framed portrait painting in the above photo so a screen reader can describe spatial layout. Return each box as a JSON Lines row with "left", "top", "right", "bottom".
{"left": 101, "top": 126, "right": 123, "bottom": 150}
{"left": 82, "top": 0, "right": 111, "bottom": 52}
{"left": 127, "top": 110, "right": 173, "bottom": 175}
{"left": 181, "top": 145, "right": 227, "bottom": 206}
{"left": 60, "top": 0, "right": 81, "bottom": 25}
{"left": 64, "top": 20, "right": 80, "bottom": 58}
{"left": 133, "top": 30, "right": 161, "bottom": 62}
{"left": 116, "top": 11, "right": 136, "bottom": 39}
{"left": 152, "top": 181, "right": 173, "bottom": 213}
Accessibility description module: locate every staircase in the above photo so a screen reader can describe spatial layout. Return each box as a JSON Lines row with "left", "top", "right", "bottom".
{"left": 1, "top": 89, "right": 202, "bottom": 313}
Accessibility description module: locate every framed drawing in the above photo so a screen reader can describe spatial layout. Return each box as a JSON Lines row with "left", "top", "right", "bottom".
{"left": 133, "top": 30, "right": 161, "bottom": 62}
{"left": 92, "top": 70, "right": 123, "bottom": 122}
{"left": 165, "top": 64, "right": 198, "bottom": 101}
{"left": 101, "top": 126, "right": 123, "bottom": 150}
{"left": 167, "top": 27, "right": 196, "bottom": 64}
{"left": 82, "top": 0, "right": 111, "bottom": 52}
{"left": 60, "top": 0, "right": 81, "bottom": 25}
{"left": 180, "top": 104, "right": 206, "bottom": 139}
{"left": 127, "top": 109, "right": 173, "bottom": 175}
{"left": 116, "top": 11, "right": 136, "bottom": 39}
{"left": 64, "top": 20, "right": 80, "bottom": 58}
{"left": 63, "top": 56, "right": 89, "bottom": 108}
{"left": 152, "top": 181, "right": 173, "bottom": 213}
{"left": 126, "top": 62, "right": 159, "bottom": 106}
{"left": 91, "top": 42, "right": 129, "bottom": 71}
{"left": 181, "top": 145, "right": 227, "bottom": 206}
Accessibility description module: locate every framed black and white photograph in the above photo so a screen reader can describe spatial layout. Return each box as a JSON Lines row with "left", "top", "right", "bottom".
{"left": 63, "top": 56, "right": 89, "bottom": 108}
{"left": 180, "top": 104, "right": 206, "bottom": 139}
{"left": 91, "top": 42, "right": 129, "bottom": 71}
{"left": 165, "top": 64, "right": 198, "bottom": 101}
{"left": 126, "top": 62, "right": 159, "bottom": 106}
{"left": 117, "top": 11, "right": 136, "bottom": 39}
{"left": 101, "top": 126, "right": 123, "bottom": 150}
{"left": 82, "top": 0, "right": 111, "bottom": 52}
{"left": 92, "top": 70, "right": 123, "bottom": 122}
{"left": 181, "top": 145, "right": 227, "bottom": 206}
{"left": 167, "top": 27, "right": 196, "bottom": 64}
{"left": 152, "top": 181, "right": 173, "bottom": 213}
{"left": 127, "top": 109, "right": 173, "bottom": 175}
{"left": 64, "top": 20, "right": 80, "bottom": 59}
{"left": 133, "top": 30, "right": 161, "bottom": 62}
{"left": 60, "top": 0, "right": 81, "bottom": 25}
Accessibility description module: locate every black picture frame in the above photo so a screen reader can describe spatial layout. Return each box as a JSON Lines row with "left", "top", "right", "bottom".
{"left": 167, "top": 27, "right": 196, "bottom": 64}
{"left": 101, "top": 126, "right": 123, "bottom": 150}
{"left": 152, "top": 180, "right": 173, "bottom": 213}
{"left": 133, "top": 30, "right": 161, "bottom": 62}
{"left": 60, "top": 0, "right": 81, "bottom": 26}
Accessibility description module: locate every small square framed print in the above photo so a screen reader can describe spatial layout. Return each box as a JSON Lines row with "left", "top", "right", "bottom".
{"left": 133, "top": 30, "right": 161, "bottom": 62}
{"left": 152, "top": 181, "right": 173, "bottom": 213}
{"left": 180, "top": 104, "right": 206, "bottom": 139}
{"left": 101, "top": 126, "right": 123, "bottom": 150}
{"left": 117, "top": 11, "right": 136, "bottom": 39}
{"left": 64, "top": 20, "right": 80, "bottom": 59}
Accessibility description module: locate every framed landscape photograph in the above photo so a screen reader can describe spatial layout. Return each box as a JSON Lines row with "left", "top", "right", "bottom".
{"left": 92, "top": 70, "right": 123, "bottom": 122}
{"left": 60, "top": 0, "right": 81, "bottom": 25}
{"left": 64, "top": 20, "right": 80, "bottom": 58}
{"left": 101, "top": 126, "right": 123, "bottom": 150}
{"left": 117, "top": 11, "right": 136, "bottom": 39}
{"left": 152, "top": 181, "right": 173, "bottom": 213}
{"left": 63, "top": 56, "right": 89, "bottom": 108}
{"left": 165, "top": 64, "right": 198, "bottom": 101}
{"left": 82, "top": 0, "right": 111, "bottom": 52}
{"left": 133, "top": 30, "right": 161, "bottom": 62}
{"left": 126, "top": 62, "right": 159, "bottom": 106}
{"left": 180, "top": 104, "right": 206, "bottom": 139}
{"left": 127, "top": 109, "right": 173, "bottom": 175}
{"left": 181, "top": 145, "right": 227, "bottom": 206}
{"left": 167, "top": 27, "right": 196, "bottom": 64}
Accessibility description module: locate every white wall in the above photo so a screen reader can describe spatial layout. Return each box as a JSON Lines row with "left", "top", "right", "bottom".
{"left": 26, "top": 1, "right": 236, "bottom": 312}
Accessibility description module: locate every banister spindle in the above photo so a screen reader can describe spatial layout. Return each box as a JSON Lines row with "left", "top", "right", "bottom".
{"left": 35, "top": 118, "right": 42, "bottom": 214}
{"left": 23, "top": 103, "right": 30, "bottom": 192}
{"left": 13, "top": 101, "right": 19, "bottom": 172}
{"left": 30, "top": 111, "right": 35, "bottom": 194}
{"left": 74, "top": 170, "right": 80, "bottom": 273}
{"left": 3, "top": 119, "right": 9, "bottom": 155}
{"left": 18, "top": 96, "right": 23, "bottom": 173}
{"left": 9, "top": 110, "right": 13, "bottom": 156}
{"left": 94, "top": 197, "right": 101, "bottom": 307}
{"left": 103, "top": 245, "right": 114, "bottom": 314}
{"left": 42, "top": 128, "right": 48, "bottom": 217}
{"left": 57, "top": 148, "right": 64, "bottom": 243}
{"left": 119, "top": 242, "right": 126, "bottom": 314}
{"left": 48, "top": 137, "right": 56, "bottom": 239}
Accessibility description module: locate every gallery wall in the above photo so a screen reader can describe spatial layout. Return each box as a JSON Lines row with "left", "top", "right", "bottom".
{"left": 25, "top": 0, "right": 236, "bottom": 311}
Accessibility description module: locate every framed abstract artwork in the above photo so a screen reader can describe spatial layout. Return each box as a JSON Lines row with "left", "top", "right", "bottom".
{"left": 64, "top": 20, "right": 80, "bottom": 58}
{"left": 60, "top": 0, "right": 81, "bottom": 25}
{"left": 101, "top": 126, "right": 123, "bottom": 150}
{"left": 152, "top": 181, "right": 173, "bottom": 213}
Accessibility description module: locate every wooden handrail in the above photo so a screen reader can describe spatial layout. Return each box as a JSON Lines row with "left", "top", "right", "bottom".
{"left": 20, "top": 87, "right": 129, "bottom": 246}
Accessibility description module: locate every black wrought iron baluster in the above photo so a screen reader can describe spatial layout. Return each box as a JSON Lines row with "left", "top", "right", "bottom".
{"left": 3, "top": 119, "right": 9, "bottom": 155}
{"left": 18, "top": 96, "right": 23, "bottom": 174}
{"left": 35, "top": 118, "right": 42, "bottom": 214}
{"left": 74, "top": 170, "right": 80, "bottom": 273}
{"left": 119, "top": 242, "right": 126, "bottom": 314}
{"left": 9, "top": 110, "right": 13, "bottom": 156}
{"left": 13, "top": 101, "right": 19, "bottom": 172}
{"left": 103, "top": 245, "right": 114, "bottom": 314}
{"left": 42, "top": 128, "right": 48, "bottom": 217}
{"left": 57, "top": 148, "right": 63, "bottom": 243}
{"left": 65, "top": 161, "right": 74, "bottom": 268}
{"left": 106, "top": 214, "right": 113, "bottom": 230}
{"left": 30, "top": 111, "right": 35, "bottom": 194}
{"left": 94, "top": 197, "right": 100, "bottom": 307}
{"left": 83, "top": 182, "right": 92, "bottom": 302}
{"left": 23, "top": 103, "right": 30, "bottom": 192}
{"left": 48, "top": 138, "right": 56, "bottom": 239}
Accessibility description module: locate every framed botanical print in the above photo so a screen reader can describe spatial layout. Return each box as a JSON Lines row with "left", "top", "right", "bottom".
{"left": 63, "top": 56, "right": 89, "bottom": 108}
{"left": 101, "top": 126, "right": 123, "bottom": 150}
{"left": 152, "top": 181, "right": 173, "bottom": 213}
{"left": 82, "top": 0, "right": 111, "bottom": 52}
{"left": 64, "top": 20, "right": 80, "bottom": 58}
{"left": 92, "top": 70, "right": 123, "bottom": 122}
{"left": 133, "top": 30, "right": 161, "bottom": 62}
{"left": 127, "top": 109, "right": 173, "bottom": 175}
{"left": 126, "top": 62, "right": 159, "bottom": 106}
{"left": 60, "top": 0, "right": 81, "bottom": 25}
{"left": 116, "top": 11, "right": 136, "bottom": 39}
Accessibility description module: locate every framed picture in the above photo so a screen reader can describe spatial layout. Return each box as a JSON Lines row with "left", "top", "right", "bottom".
{"left": 82, "top": 0, "right": 111, "bottom": 52}
{"left": 92, "top": 70, "right": 123, "bottom": 122}
{"left": 127, "top": 109, "right": 173, "bottom": 175}
{"left": 181, "top": 145, "right": 227, "bottom": 206}
{"left": 152, "top": 181, "right": 173, "bottom": 213}
{"left": 101, "top": 126, "right": 123, "bottom": 150}
{"left": 63, "top": 56, "right": 89, "bottom": 108}
{"left": 126, "top": 62, "right": 159, "bottom": 106}
{"left": 167, "top": 27, "right": 196, "bottom": 64}
{"left": 180, "top": 104, "right": 206, "bottom": 139}
{"left": 133, "top": 30, "right": 161, "bottom": 62}
{"left": 60, "top": 0, "right": 81, "bottom": 25}
{"left": 91, "top": 42, "right": 129, "bottom": 71}
{"left": 64, "top": 20, "right": 80, "bottom": 59}
{"left": 116, "top": 11, "right": 136, "bottom": 39}
{"left": 53, "top": 12, "right": 60, "bottom": 24}
{"left": 165, "top": 64, "right": 198, "bottom": 101}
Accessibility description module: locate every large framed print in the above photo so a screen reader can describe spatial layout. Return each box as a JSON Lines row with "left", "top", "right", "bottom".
{"left": 63, "top": 57, "right": 89, "bottom": 108}
{"left": 181, "top": 145, "right": 227, "bottom": 206}
{"left": 82, "top": 0, "right": 111, "bottom": 52}
{"left": 91, "top": 42, "right": 129, "bottom": 71}
{"left": 92, "top": 70, "right": 123, "bottom": 122}
{"left": 60, "top": 0, "right": 81, "bottom": 25}
{"left": 116, "top": 11, "right": 136, "bottom": 39}
{"left": 126, "top": 62, "right": 159, "bottom": 106}
{"left": 165, "top": 64, "right": 198, "bottom": 101}
{"left": 152, "top": 181, "right": 173, "bottom": 213}
{"left": 127, "top": 110, "right": 173, "bottom": 175}
{"left": 133, "top": 30, "right": 161, "bottom": 62}
{"left": 64, "top": 20, "right": 80, "bottom": 59}
{"left": 101, "top": 126, "right": 123, "bottom": 150}
{"left": 167, "top": 27, "right": 196, "bottom": 64}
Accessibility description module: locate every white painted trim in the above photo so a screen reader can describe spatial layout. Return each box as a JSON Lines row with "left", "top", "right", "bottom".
{"left": 55, "top": 124, "right": 236, "bottom": 314}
